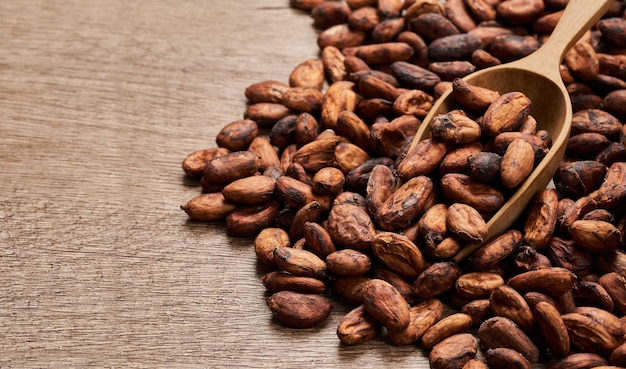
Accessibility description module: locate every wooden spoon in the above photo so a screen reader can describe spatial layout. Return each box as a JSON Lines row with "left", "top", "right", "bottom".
{"left": 405, "top": 0, "right": 615, "bottom": 263}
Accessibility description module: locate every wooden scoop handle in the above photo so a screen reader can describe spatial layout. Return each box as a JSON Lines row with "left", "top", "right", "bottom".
{"left": 514, "top": 0, "right": 614, "bottom": 83}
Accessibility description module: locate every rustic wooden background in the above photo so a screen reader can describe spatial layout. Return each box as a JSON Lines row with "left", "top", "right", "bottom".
{"left": 0, "top": 0, "right": 441, "bottom": 367}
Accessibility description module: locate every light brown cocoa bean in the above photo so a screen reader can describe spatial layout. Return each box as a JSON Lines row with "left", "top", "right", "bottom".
{"left": 343, "top": 42, "right": 414, "bottom": 66}
{"left": 345, "top": 157, "right": 395, "bottom": 192}
{"left": 255, "top": 227, "right": 291, "bottom": 266}
{"left": 372, "top": 17, "right": 405, "bottom": 43}
{"left": 326, "top": 249, "right": 372, "bottom": 277}
{"left": 610, "top": 342, "right": 626, "bottom": 367}
{"left": 302, "top": 221, "right": 336, "bottom": 259}
{"left": 413, "top": 261, "right": 461, "bottom": 299}
{"left": 433, "top": 236, "right": 465, "bottom": 259}
{"left": 335, "top": 142, "right": 371, "bottom": 173}
{"left": 249, "top": 136, "right": 281, "bottom": 171}
{"left": 456, "top": 272, "right": 504, "bottom": 300}
{"left": 463, "top": 0, "right": 497, "bottom": 22}
{"left": 489, "top": 285, "right": 534, "bottom": 333}
{"left": 430, "top": 113, "right": 482, "bottom": 145}
{"left": 289, "top": 58, "right": 325, "bottom": 90}
{"left": 596, "top": 162, "right": 626, "bottom": 209}
{"left": 599, "top": 272, "right": 626, "bottom": 315}
{"left": 317, "top": 23, "right": 367, "bottom": 50}
{"left": 461, "top": 359, "right": 488, "bottom": 369}
{"left": 365, "top": 164, "right": 396, "bottom": 216}
{"left": 215, "top": 119, "right": 259, "bottom": 152}
{"left": 203, "top": 151, "right": 259, "bottom": 185}
{"left": 376, "top": 175, "right": 434, "bottom": 231}
{"left": 417, "top": 203, "right": 448, "bottom": 250}
{"left": 500, "top": 138, "right": 535, "bottom": 188}
{"left": 356, "top": 72, "right": 402, "bottom": 101}
{"left": 524, "top": 291, "right": 562, "bottom": 313}
{"left": 286, "top": 162, "right": 311, "bottom": 185}
{"left": 362, "top": 279, "right": 410, "bottom": 331}
{"left": 566, "top": 132, "right": 612, "bottom": 158}
{"left": 522, "top": 189, "right": 559, "bottom": 249}
{"left": 222, "top": 175, "right": 276, "bottom": 205}
{"left": 321, "top": 46, "right": 347, "bottom": 84}
{"left": 440, "top": 173, "right": 504, "bottom": 214}
{"left": 560, "top": 195, "right": 598, "bottom": 234}
{"left": 181, "top": 192, "right": 238, "bottom": 221}
{"left": 571, "top": 109, "right": 622, "bottom": 139}
{"left": 310, "top": 1, "right": 351, "bottom": 29}
{"left": 547, "top": 353, "right": 608, "bottom": 369}
{"left": 573, "top": 306, "right": 625, "bottom": 339}
{"left": 273, "top": 247, "right": 328, "bottom": 280}
{"left": 336, "top": 305, "right": 380, "bottom": 345}
{"left": 275, "top": 176, "right": 331, "bottom": 210}
{"left": 267, "top": 291, "right": 332, "bottom": 328}
{"left": 429, "top": 333, "right": 479, "bottom": 369}
{"left": 312, "top": 167, "right": 345, "bottom": 196}
{"left": 491, "top": 131, "right": 548, "bottom": 160}
{"left": 289, "top": 201, "right": 323, "bottom": 241}
{"left": 396, "top": 139, "right": 447, "bottom": 180}
{"left": 327, "top": 203, "right": 376, "bottom": 251}
{"left": 481, "top": 91, "right": 532, "bottom": 136}
{"left": 347, "top": 6, "right": 380, "bottom": 32}
{"left": 181, "top": 147, "right": 230, "bottom": 179}
{"left": 472, "top": 230, "right": 522, "bottom": 270}
{"left": 409, "top": 12, "right": 460, "bottom": 42}
{"left": 461, "top": 299, "right": 491, "bottom": 326}
{"left": 225, "top": 201, "right": 281, "bottom": 237}
{"left": 562, "top": 312, "right": 619, "bottom": 356}
{"left": 390, "top": 61, "right": 441, "bottom": 90}
{"left": 388, "top": 299, "right": 444, "bottom": 345}
{"left": 262, "top": 271, "right": 326, "bottom": 294}
{"left": 292, "top": 136, "right": 343, "bottom": 172}
{"left": 372, "top": 266, "right": 416, "bottom": 304}
{"left": 569, "top": 219, "right": 621, "bottom": 254}
{"left": 320, "top": 81, "right": 359, "bottom": 130}
{"left": 451, "top": 77, "right": 499, "bottom": 111}
{"left": 336, "top": 110, "right": 373, "bottom": 153}
{"left": 371, "top": 231, "right": 426, "bottom": 279}
{"left": 281, "top": 87, "right": 323, "bottom": 113}
{"left": 440, "top": 142, "right": 483, "bottom": 174}
{"left": 244, "top": 102, "right": 293, "bottom": 127}
{"left": 403, "top": 0, "right": 445, "bottom": 22}
{"left": 572, "top": 281, "right": 615, "bottom": 312}
{"left": 507, "top": 267, "right": 577, "bottom": 297}
{"left": 485, "top": 347, "right": 532, "bottom": 369}
{"left": 245, "top": 80, "right": 290, "bottom": 104}
{"left": 477, "top": 316, "right": 540, "bottom": 363}
{"left": 370, "top": 114, "right": 421, "bottom": 158}
{"left": 533, "top": 301, "right": 570, "bottom": 358}
{"left": 446, "top": 203, "right": 488, "bottom": 244}
{"left": 496, "top": 0, "right": 544, "bottom": 25}
{"left": 393, "top": 89, "right": 433, "bottom": 117}
{"left": 547, "top": 237, "right": 593, "bottom": 277}
{"left": 422, "top": 313, "right": 474, "bottom": 349}
{"left": 444, "top": 0, "right": 477, "bottom": 33}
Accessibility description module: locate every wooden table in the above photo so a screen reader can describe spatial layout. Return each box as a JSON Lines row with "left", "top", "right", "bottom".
{"left": 0, "top": 1, "right": 437, "bottom": 367}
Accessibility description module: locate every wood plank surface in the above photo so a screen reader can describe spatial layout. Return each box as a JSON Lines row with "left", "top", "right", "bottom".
{"left": 0, "top": 1, "right": 437, "bottom": 367}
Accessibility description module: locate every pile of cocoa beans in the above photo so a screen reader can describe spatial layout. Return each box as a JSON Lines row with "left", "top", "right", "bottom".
{"left": 180, "top": 0, "right": 626, "bottom": 368}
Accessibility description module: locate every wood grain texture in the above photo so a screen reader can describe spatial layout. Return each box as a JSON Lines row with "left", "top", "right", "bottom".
{"left": 0, "top": 1, "right": 434, "bottom": 368}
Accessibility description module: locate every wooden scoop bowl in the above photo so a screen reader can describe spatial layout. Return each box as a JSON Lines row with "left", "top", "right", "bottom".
{"left": 406, "top": 0, "right": 616, "bottom": 262}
